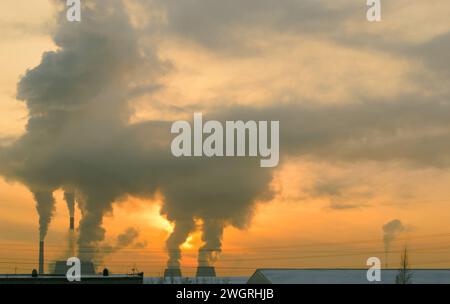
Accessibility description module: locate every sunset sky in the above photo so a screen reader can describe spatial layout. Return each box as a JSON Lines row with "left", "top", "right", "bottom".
{"left": 1, "top": 0, "right": 450, "bottom": 276}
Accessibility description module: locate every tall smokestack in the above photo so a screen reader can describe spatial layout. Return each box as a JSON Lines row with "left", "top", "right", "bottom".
{"left": 38, "top": 240, "right": 44, "bottom": 274}
{"left": 70, "top": 216, "right": 75, "bottom": 231}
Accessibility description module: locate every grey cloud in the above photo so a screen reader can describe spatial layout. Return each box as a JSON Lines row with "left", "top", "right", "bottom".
{"left": 328, "top": 202, "right": 363, "bottom": 210}
{"left": 141, "top": 0, "right": 356, "bottom": 53}
{"left": 214, "top": 95, "right": 450, "bottom": 168}
{"left": 341, "top": 30, "right": 450, "bottom": 86}
{"left": 148, "top": 0, "right": 450, "bottom": 86}
{"left": 311, "top": 179, "right": 344, "bottom": 198}
{"left": 304, "top": 176, "right": 372, "bottom": 210}
{"left": 414, "top": 32, "right": 450, "bottom": 77}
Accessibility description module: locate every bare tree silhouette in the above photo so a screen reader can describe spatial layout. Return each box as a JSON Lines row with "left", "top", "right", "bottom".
{"left": 396, "top": 247, "right": 413, "bottom": 284}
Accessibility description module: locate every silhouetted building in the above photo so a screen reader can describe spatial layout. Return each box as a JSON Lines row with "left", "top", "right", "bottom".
{"left": 247, "top": 269, "right": 450, "bottom": 284}
{"left": 196, "top": 266, "right": 216, "bottom": 277}
{"left": 164, "top": 267, "right": 182, "bottom": 277}
{"left": 53, "top": 260, "right": 96, "bottom": 275}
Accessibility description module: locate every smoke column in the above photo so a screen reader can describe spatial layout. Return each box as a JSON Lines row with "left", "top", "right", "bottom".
{"left": 382, "top": 219, "right": 406, "bottom": 268}
{"left": 198, "top": 220, "right": 224, "bottom": 267}
{"left": 166, "top": 220, "right": 195, "bottom": 269}
{"left": 33, "top": 191, "right": 56, "bottom": 241}
{"left": 64, "top": 191, "right": 75, "bottom": 230}
{"left": 66, "top": 230, "right": 76, "bottom": 258}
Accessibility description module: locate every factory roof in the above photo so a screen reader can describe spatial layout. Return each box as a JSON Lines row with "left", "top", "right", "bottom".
{"left": 0, "top": 273, "right": 144, "bottom": 284}
{"left": 247, "top": 268, "right": 450, "bottom": 284}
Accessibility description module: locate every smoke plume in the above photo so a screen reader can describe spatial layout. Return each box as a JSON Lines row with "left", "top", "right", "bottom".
{"left": 116, "top": 228, "right": 141, "bottom": 250}
{"left": 198, "top": 220, "right": 224, "bottom": 267}
{"left": 166, "top": 220, "right": 195, "bottom": 268}
{"left": 64, "top": 191, "right": 75, "bottom": 218}
{"left": 33, "top": 191, "right": 56, "bottom": 241}
{"left": 98, "top": 227, "right": 143, "bottom": 261}
{"left": 383, "top": 219, "right": 406, "bottom": 253}
{"left": 64, "top": 230, "right": 77, "bottom": 258}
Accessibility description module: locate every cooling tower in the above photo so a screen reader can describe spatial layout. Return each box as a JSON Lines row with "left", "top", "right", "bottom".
{"left": 164, "top": 267, "right": 182, "bottom": 277}
{"left": 196, "top": 266, "right": 216, "bottom": 277}
{"left": 70, "top": 216, "right": 74, "bottom": 231}
{"left": 38, "top": 240, "right": 44, "bottom": 274}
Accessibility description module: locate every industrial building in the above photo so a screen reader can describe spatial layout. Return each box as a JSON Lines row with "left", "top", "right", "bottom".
{"left": 52, "top": 260, "right": 97, "bottom": 275}
{"left": 247, "top": 268, "right": 450, "bottom": 284}
{"left": 163, "top": 266, "right": 217, "bottom": 278}
{"left": 0, "top": 273, "right": 144, "bottom": 284}
{"left": 196, "top": 266, "right": 216, "bottom": 277}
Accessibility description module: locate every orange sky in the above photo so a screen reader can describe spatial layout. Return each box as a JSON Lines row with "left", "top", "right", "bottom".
{"left": 2, "top": 162, "right": 450, "bottom": 276}
{"left": 1, "top": 0, "right": 450, "bottom": 276}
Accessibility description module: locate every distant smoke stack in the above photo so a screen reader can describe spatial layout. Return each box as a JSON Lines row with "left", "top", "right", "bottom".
{"left": 70, "top": 216, "right": 74, "bottom": 231}
{"left": 196, "top": 266, "right": 216, "bottom": 277}
{"left": 38, "top": 240, "right": 44, "bottom": 274}
{"left": 164, "top": 267, "right": 182, "bottom": 278}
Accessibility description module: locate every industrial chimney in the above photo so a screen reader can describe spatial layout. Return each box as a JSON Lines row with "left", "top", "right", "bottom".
{"left": 196, "top": 266, "right": 216, "bottom": 277}
{"left": 70, "top": 216, "right": 75, "bottom": 231}
{"left": 38, "top": 240, "right": 44, "bottom": 274}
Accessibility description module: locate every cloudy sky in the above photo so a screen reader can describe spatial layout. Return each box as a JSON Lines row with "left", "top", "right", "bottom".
{"left": 0, "top": 0, "right": 450, "bottom": 276}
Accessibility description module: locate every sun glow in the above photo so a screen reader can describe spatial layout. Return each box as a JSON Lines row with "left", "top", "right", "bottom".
{"left": 181, "top": 235, "right": 194, "bottom": 250}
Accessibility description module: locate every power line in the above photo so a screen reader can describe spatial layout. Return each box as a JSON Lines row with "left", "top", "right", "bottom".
{"left": 1, "top": 230, "right": 450, "bottom": 252}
